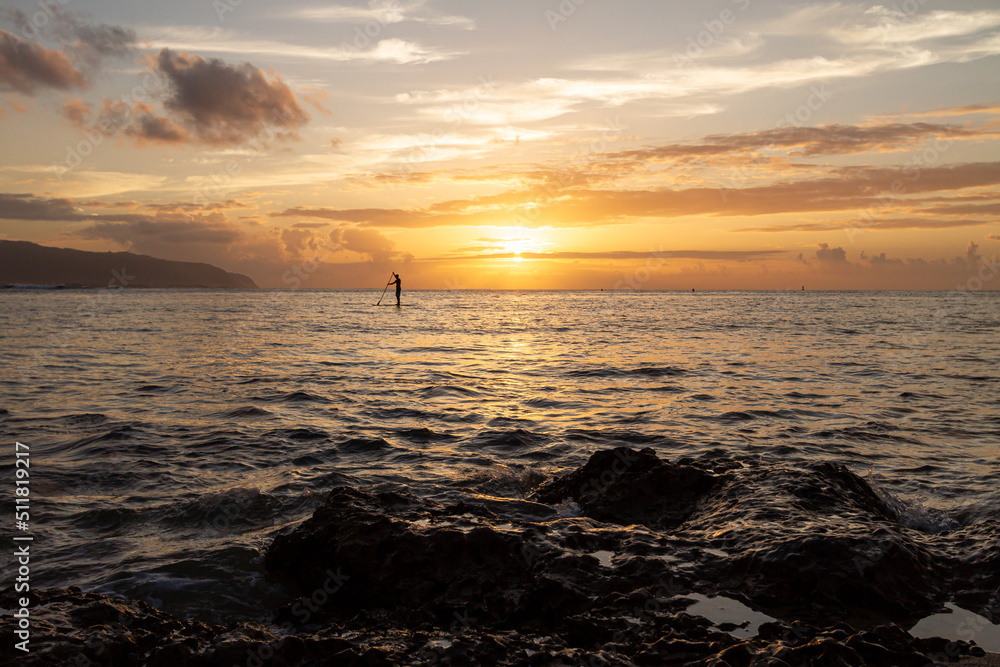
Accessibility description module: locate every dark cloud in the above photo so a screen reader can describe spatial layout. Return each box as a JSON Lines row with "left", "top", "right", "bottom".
{"left": 75, "top": 218, "right": 244, "bottom": 246}
{"left": 0, "top": 11, "right": 136, "bottom": 93}
{"left": 606, "top": 122, "right": 987, "bottom": 162}
{"left": 737, "top": 218, "right": 994, "bottom": 233}
{"left": 280, "top": 227, "right": 322, "bottom": 254}
{"left": 62, "top": 20, "right": 137, "bottom": 60}
{"left": 0, "top": 192, "right": 83, "bottom": 220}
{"left": 0, "top": 29, "right": 86, "bottom": 93}
{"left": 921, "top": 202, "right": 1000, "bottom": 216}
{"left": 815, "top": 243, "right": 848, "bottom": 263}
{"left": 0, "top": 195, "right": 247, "bottom": 246}
{"left": 292, "top": 222, "right": 330, "bottom": 229}
{"left": 124, "top": 104, "right": 188, "bottom": 145}
{"left": 137, "top": 49, "right": 309, "bottom": 146}
{"left": 332, "top": 225, "right": 398, "bottom": 260}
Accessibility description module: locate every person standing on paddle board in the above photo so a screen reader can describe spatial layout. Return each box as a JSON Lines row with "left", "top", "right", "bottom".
{"left": 391, "top": 272, "right": 401, "bottom": 306}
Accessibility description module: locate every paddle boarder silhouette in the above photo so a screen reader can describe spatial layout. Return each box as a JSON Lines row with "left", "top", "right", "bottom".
{"left": 391, "top": 272, "right": 401, "bottom": 306}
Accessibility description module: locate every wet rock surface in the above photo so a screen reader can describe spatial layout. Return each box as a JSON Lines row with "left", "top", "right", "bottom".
{"left": 4, "top": 447, "right": 998, "bottom": 665}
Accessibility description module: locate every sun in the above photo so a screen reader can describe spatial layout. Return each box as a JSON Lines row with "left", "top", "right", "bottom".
{"left": 503, "top": 239, "right": 533, "bottom": 257}
{"left": 496, "top": 229, "right": 548, "bottom": 260}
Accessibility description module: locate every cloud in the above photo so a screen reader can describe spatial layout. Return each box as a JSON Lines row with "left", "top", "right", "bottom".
{"left": 987, "top": 234, "right": 1000, "bottom": 241}
{"left": 612, "top": 122, "right": 989, "bottom": 161}
{"left": 147, "top": 26, "right": 462, "bottom": 65}
{"left": 62, "top": 96, "right": 90, "bottom": 126}
{"left": 123, "top": 103, "right": 188, "bottom": 145}
{"left": 143, "top": 49, "right": 309, "bottom": 146}
{"left": 0, "top": 12, "right": 136, "bottom": 94}
{"left": 272, "top": 161, "right": 1000, "bottom": 229}
{"left": 815, "top": 243, "right": 848, "bottom": 263}
{"left": 0, "top": 30, "right": 86, "bottom": 93}
{"left": 0, "top": 192, "right": 83, "bottom": 220}
{"left": 332, "top": 225, "right": 399, "bottom": 261}
{"left": 300, "top": 87, "right": 332, "bottom": 116}
{"left": 872, "top": 102, "right": 1000, "bottom": 120}
{"left": 0, "top": 194, "right": 245, "bottom": 238}
{"left": 832, "top": 8, "right": 1000, "bottom": 47}
{"left": 738, "top": 218, "right": 995, "bottom": 233}
{"left": 387, "top": 6, "right": 1000, "bottom": 130}
{"left": 76, "top": 217, "right": 245, "bottom": 246}
{"left": 405, "top": 41, "right": 999, "bottom": 126}
{"left": 292, "top": 0, "right": 475, "bottom": 29}
{"left": 59, "top": 18, "right": 137, "bottom": 60}
{"left": 83, "top": 49, "right": 310, "bottom": 147}
{"left": 921, "top": 202, "right": 1000, "bottom": 216}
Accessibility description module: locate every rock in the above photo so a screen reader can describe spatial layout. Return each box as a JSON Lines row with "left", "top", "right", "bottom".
{"left": 533, "top": 447, "right": 721, "bottom": 528}
{"left": 4, "top": 447, "right": 995, "bottom": 666}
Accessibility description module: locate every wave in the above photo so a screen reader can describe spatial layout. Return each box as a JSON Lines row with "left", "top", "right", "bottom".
{"left": 253, "top": 390, "right": 330, "bottom": 403}
{"left": 471, "top": 429, "right": 548, "bottom": 448}
{"left": 223, "top": 406, "right": 273, "bottom": 418}
{"left": 866, "top": 471, "right": 960, "bottom": 534}
{"left": 418, "top": 385, "right": 481, "bottom": 399}
{"left": 565, "top": 365, "right": 688, "bottom": 379}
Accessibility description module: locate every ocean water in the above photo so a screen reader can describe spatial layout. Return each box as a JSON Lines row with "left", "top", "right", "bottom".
{"left": 1, "top": 289, "right": 998, "bottom": 627}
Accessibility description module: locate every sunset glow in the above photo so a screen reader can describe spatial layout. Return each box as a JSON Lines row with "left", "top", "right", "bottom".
{"left": 1, "top": 1, "right": 999, "bottom": 289}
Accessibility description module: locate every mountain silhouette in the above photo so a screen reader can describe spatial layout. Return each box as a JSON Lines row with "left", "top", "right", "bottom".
{"left": 0, "top": 240, "right": 257, "bottom": 289}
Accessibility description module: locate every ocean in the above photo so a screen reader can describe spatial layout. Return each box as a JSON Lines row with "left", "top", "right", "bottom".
{"left": 2, "top": 289, "right": 999, "bottom": 660}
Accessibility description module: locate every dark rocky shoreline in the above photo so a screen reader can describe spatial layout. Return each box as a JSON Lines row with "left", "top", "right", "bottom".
{"left": 3, "top": 447, "right": 997, "bottom": 665}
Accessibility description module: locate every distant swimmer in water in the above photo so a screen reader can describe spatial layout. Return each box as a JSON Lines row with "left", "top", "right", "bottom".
{"left": 391, "top": 272, "right": 401, "bottom": 306}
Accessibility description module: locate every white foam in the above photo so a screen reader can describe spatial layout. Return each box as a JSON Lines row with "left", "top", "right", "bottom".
{"left": 866, "top": 471, "right": 959, "bottom": 534}
{"left": 555, "top": 500, "right": 583, "bottom": 518}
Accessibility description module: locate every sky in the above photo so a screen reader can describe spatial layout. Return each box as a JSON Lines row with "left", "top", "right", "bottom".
{"left": 1, "top": 0, "right": 999, "bottom": 290}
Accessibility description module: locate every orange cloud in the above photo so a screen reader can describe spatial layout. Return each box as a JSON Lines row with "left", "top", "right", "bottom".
{"left": 272, "top": 162, "right": 1000, "bottom": 228}
{"left": 0, "top": 30, "right": 86, "bottom": 93}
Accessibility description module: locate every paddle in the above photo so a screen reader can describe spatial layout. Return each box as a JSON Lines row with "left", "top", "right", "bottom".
{"left": 375, "top": 272, "right": 394, "bottom": 306}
